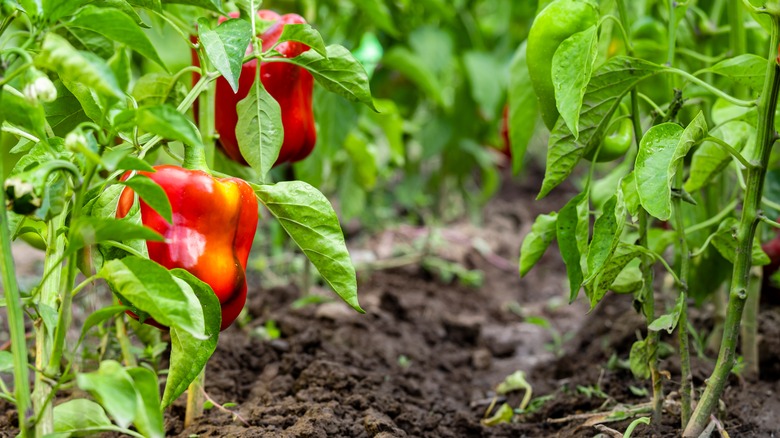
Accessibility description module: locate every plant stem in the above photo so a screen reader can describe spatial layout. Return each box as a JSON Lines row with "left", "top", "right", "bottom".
{"left": 683, "top": 13, "right": 780, "bottom": 438}
{"left": 672, "top": 162, "right": 693, "bottom": 428}
{"left": 32, "top": 212, "right": 66, "bottom": 436}
{"left": 184, "top": 367, "right": 206, "bottom": 428}
{"left": 114, "top": 295, "right": 137, "bottom": 368}
{"left": 0, "top": 123, "right": 32, "bottom": 438}
{"left": 741, "top": 266, "right": 761, "bottom": 380}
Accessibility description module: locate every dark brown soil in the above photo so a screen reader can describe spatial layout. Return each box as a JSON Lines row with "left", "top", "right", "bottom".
{"left": 1, "top": 174, "right": 779, "bottom": 437}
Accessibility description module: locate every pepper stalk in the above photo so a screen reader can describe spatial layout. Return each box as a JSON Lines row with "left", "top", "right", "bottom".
{"left": 683, "top": 10, "right": 780, "bottom": 438}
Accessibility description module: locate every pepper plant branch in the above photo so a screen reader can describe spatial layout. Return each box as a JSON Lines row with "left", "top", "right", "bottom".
{"left": 672, "top": 165, "right": 693, "bottom": 428}
{"left": 683, "top": 12, "right": 780, "bottom": 437}
{"left": 0, "top": 130, "right": 32, "bottom": 437}
{"left": 665, "top": 67, "right": 756, "bottom": 107}
{"left": 703, "top": 136, "right": 752, "bottom": 169}
{"left": 686, "top": 199, "right": 738, "bottom": 234}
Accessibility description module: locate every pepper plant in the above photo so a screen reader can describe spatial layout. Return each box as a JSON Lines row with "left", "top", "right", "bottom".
{"left": 0, "top": 0, "right": 372, "bottom": 436}
{"left": 514, "top": 0, "right": 780, "bottom": 435}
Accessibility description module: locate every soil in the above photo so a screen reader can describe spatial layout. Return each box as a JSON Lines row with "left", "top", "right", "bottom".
{"left": 2, "top": 172, "right": 779, "bottom": 437}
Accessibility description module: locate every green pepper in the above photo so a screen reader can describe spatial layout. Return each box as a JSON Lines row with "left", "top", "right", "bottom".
{"left": 527, "top": 0, "right": 599, "bottom": 129}
{"left": 583, "top": 115, "right": 633, "bottom": 162}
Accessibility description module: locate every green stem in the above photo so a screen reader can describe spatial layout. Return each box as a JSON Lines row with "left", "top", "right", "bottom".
{"left": 686, "top": 199, "right": 738, "bottom": 234}
{"left": 683, "top": 13, "right": 780, "bottom": 438}
{"left": 32, "top": 211, "right": 67, "bottom": 436}
{"left": 114, "top": 299, "right": 136, "bottom": 368}
{"left": 0, "top": 120, "right": 32, "bottom": 438}
{"left": 667, "top": 0, "right": 679, "bottom": 66}
{"left": 666, "top": 67, "right": 756, "bottom": 107}
{"left": 184, "top": 367, "right": 205, "bottom": 428}
{"left": 703, "top": 136, "right": 752, "bottom": 169}
{"left": 672, "top": 162, "right": 693, "bottom": 428}
{"left": 741, "top": 267, "right": 761, "bottom": 380}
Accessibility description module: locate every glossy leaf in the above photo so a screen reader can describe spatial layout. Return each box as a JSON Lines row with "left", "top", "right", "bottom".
{"left": 99, "top": 256, "right": 207, "bottom": 339}
{"left": 276, "top": 23, "right": 328, "bottom": 58}
{"left": 705, "top": 54, "right": 766, "bottom": 95}
{"left": 281, "top": 44, "right": 377, "bottom": 110}
{"left": 53, "top": 399, "right": 113, "bottom": 432}
{"left": 648, "top": 293, "right": 685, "bottom": 334}
{"left": 519, "top": 212, "right": 557, "bottom": 277}
{"left": 35, "top": 33, "right": 123, "bottom": 99}
{"left": 135, "top": 105, "right": 203, "bottom": 148}
{"left": 557, "top": 193, "right": 586, "bottom": 303}
{"left": 507, "top": 41, "right": 538, "bottom": 174}
{"left": 126, "top": 367, "right": 164, "bottom": 438}
{"left": 539, "top": 57, "right": 663, "bottom": 198}
{"left": 121, "top": 174, "right": 173, "bottom": 224}
{"left": 552, "top": 25, "right": 599, "bottom": 136}
{"left": 585, "top": 192, "right": 626, "bottom": 283}
{"left": 161, "top": 269, "right": 220, "bottom": 408}
{"left": 636, "top": 112, "right": 707, "bottom": 220}
{"left": 76, "top": 360, "right": 138, "bottom": 428}
{"left": 236, "top": 80, "right": 283, "bottom": 183}
{"left": 198, "top": 18, "right": 253, "bottom": 93}
{"left": 584, "top": 243, "right": 644, "bottom": 308}
{"left": 255, "top": 181, "right": 363, "bottom": 312}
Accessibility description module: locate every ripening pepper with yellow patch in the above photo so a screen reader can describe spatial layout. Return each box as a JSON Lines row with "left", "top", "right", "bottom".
{"left": 117, "top": 165, "right": 258, "bottom": 330}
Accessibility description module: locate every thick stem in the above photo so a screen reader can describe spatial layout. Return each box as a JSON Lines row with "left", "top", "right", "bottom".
{"left": 683, "top": 14, "right": 780, "bottom": 438}
{"left": 0, "top": 129, "right": 32, "bottom": 437}
{"left": 672, "top": 164, "right": 693, "bottom": 428}
{"left": 184, "top": 367, "right": 206, "bottom": 428}
{"left": 729, "top": 0, "right": 748, "bottom": 99}
{"left": 740, "top": 266, "right": 761, "bottom": 380}
{"left": 33, "top": 213, "right": 66, "bottom": 436}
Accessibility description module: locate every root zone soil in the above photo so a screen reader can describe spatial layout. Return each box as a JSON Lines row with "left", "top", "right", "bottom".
{"left": 1, "top": 177, "right": 779, "bottom": 437}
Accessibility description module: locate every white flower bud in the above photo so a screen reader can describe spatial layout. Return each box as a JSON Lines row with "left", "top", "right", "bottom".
{"left": 65, "top": 131, "right": 87, "bottom": 151}
{"left": 23, "top": 76, "right": 57, "bottom": 104}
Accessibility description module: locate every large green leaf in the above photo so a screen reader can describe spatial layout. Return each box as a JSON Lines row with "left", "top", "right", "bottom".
{"left": 519, "top": 212, "right": 557, "bottom": 277}
{"left": 507, "top": 41, "right": 538, "bottom": 174}
{"left": 35, "top": 33, "right": 123, "bottom": 99}
{"left": 557, "top": 193, "right": 586, "bottom": 303}
{"left": 53, "top": 399, "right": 113, "bottom": 432}
{"left": 76, "top": 360, "right": 138, "bottom": 429}
{"left": 163, "top": 0, "right": 224, "bottom": 13}
{"left": 0, "top": 86, "right": 47, "bottom": 140}
{"left": 120, "top": 174, "right": 173, "bottom": 224}
{"left": 134, "top": 105, "right": 203, "bottom": 148}
{"left": 99, "top": 257, "right": 207, "bottom": 339}
{"left": 278, "top": 44, "right": 377, "bottom": 110}
{"left": 276, "top": 23, "right": 327, "bottom": 58}
{"left": 585, "top": 192, "right": 626, "bottom": 283}
{"left": 636, "top": 112, "right": 708, "bottom": 220}
{"left": 126, "top": 367, "right": 164, "bottom": 438}
{"left": 255, "top": 181, "right": 363, "bottom": 312}
{"left": 161, "top": 269, "right": 220, "bottom": 408}
{"left": 705, "top": 54, "right": 766, "bottom": 95}
{"left": 236, "top": 80, "right": 283, "bottom": 183}
{"left": 66, "top": 217, "right": 163, "bottom": 255}
{"left": 684, "top": 121, "right": 751, "bottom": 192}
{"left": 197, "top": 18, "right": 252, "bottom": 93}
{"left": 539, "top": 57, "right": 663, "bottom": 198}
{"left": 552, "top": 25, "right": 599, "bottom": 136}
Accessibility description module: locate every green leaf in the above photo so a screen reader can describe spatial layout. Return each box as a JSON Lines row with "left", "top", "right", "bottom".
{"left": 621, "top": 172, "right": 641, "bottom": 217}
{"left": 92, "top": 0, "right": 151, "bottom": 28}
{"left": 281, "top": 44, "right": 377, "bottom": 110}
{"left": 132, "top": 73, "right": 176, "bottom": 106}
{"left": 584, "top": 243, "right": 644, "bottom": 308}
{"left": 53, "top": 399, "right": 113, "bottom": 432}
{"left": 648, "top": 292, "right": 685, "bottom": 334}
{"left": 77, "top": 305, "right": 129, "bottom": 347}
{"left": 463, "top": 50, "right": 505, "bottom": 121}
{"left": 62, "top": 79, "right": 105, "bottom": 125}
{"left": 121, "top": 174, "right": 173, "bottom": 224}
{"left": 629, "top": 338, "right": 652, "bottom": 379}
{"left": 163, "top": 0, "right": 224, "bottom": 13}
{"left": 35, "top": 33, "right": 123, "bottom": 99}
{"left": 684, "top": 121, "right": 751, "bottom": 192}
{"left": 66, "top": 217, "right": 164, "bottom": 255}
{"left": 236, "top": 80, "right": 283, "bottom": 183}
{"left": 585, "top": 192, "right": 625, "bottom": 283}
{"left": 42, "top": 0, "right": 82, "bottom": 22}
{"left": 519, "top": 212, "right": 557, "bottom": 277}
{"left": 705, "top": 54, "right": 766, "bottom": 95}
{"left": 348, "top": 0, "right": 399, "bottom": 36}
{"left": 636, "top": 112, "right": 708, "bottom": 220}
{"left": 44, "top": 81, "right": 89, "bottom": 136}
{"left": 76, "top": 360, "right": 138, "bottom": 428}
{"left": 68, "top": 5, "right": 167, "bottom": 70}
{"left": 557, "top": 193, "right": 586, "bottom": 303}
{"left": 552, "top": 25, "right": 599, "bottom": 136}
{"left": 255, "top": 181, "right": 363, "bottom": 312}
{"left": 381, "top": 46, "right": 443, "bottom": 107}
{"left": 135, "top": 105, "right": 202, "bottom": 148}
{"left": 161, "top": 269, "right": 220, "bottom": 408}
{"left": 197, "top": 18, "right": 252, "bottom": 93}
{"left": 116, "top": 155, "right": 156, "bottom": 172}
{"left": 0, "top": 351, "right": 13, "bottom": 373}
{"left": 0, "top": 86, "right": 47, "bottom": 140}
{"left": 507, "top": 41, "right": 538, "bottom": 175}
{"left": 276, "top": 23, "right": 328, "bottom": 59}
{"left": 539, "top": 57, "right": 663, "bottom": 199}
{"left": 99, "top": 256, "right": 207, "bottom": 339}
{"left": 126, "top": 367, "right": 164, "bottom": 438}
{"left": 711, "top": 218, "right": 771, "bottom": 266}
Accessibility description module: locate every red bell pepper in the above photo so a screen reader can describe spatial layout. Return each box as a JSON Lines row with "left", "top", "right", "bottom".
{"left": 117, "top": 165, "right": 258, "bottom": 330}
{"left": 192, "top": 10, "right": 317, "bottom": 166}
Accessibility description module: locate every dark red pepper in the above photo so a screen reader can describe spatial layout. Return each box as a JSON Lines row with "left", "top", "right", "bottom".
{"left": 117, "top": 165, "right": 259, "bottom": 330}
{"left": 192, "top": 10, "right": 316, "bottom": 166}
